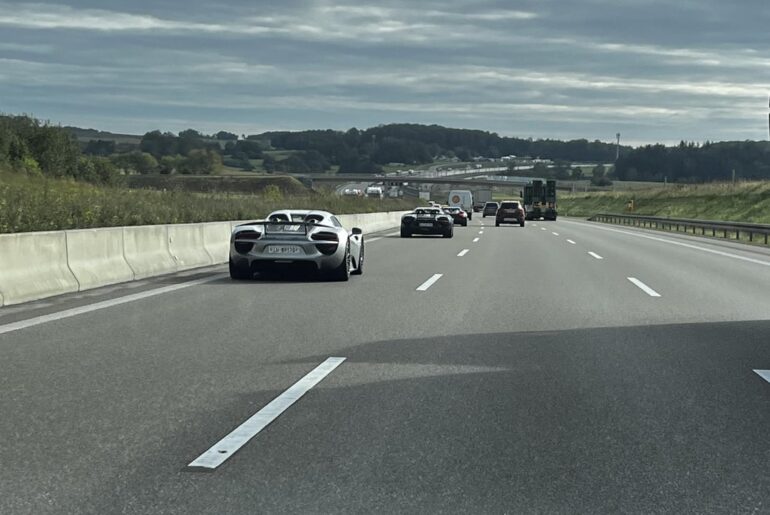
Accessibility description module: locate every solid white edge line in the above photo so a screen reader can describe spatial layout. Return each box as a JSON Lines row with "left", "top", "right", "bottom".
{"left": 560, "top": 220, "right": 770, "bottom": 268}
{"left": 473, "top": 237, "right": 480, "bottom": 243}
{"left": 588, "top": 252, "right": 604, "bottom": 260}
{"left": 0, "top": 275, "right": 225, "bottom": 336}
{"left": 416, "top": 274, "right": 443, "bottom": 291}
{"left": 457, "top": 249, "right": 470, "bottom": 257}
{"left": 187, "top": 357, "right": 346, "bottom": 470}
{"left": 754, "top": 370, "right": 770, "bottom": 383}
{"left": 567, "top": 240, "right": 576, "bottom": 245}
{"left": 627, "top": 277, "right": 661, "bottom": 297}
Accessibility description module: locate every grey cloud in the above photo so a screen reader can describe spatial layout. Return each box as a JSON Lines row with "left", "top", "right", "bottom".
{"left": 0, "top": 0, "right": 767, "bottom": 144}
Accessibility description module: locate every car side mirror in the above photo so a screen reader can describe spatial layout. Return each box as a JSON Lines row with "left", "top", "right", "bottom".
{"left": 351, "top": 227, "right": 363, "bottom": 235}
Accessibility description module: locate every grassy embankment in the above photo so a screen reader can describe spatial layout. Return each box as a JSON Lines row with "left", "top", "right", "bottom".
{"left": 559, "top": 181, "right": 770, "bottom": 223}
{"left": 0, "top": 169, "right": 418, "bottom": 234}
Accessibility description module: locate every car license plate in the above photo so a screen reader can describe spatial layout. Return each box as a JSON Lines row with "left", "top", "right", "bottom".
{"left": 504, "top": 218, "right": 515, "bottom": 222}
{"left": 267, "top": 245, "right": 302, "bottom": 255}
{"left": 419, "top": 223, "right": 433, "bottom": 228}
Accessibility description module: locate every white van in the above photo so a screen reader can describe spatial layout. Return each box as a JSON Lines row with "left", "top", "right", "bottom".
{"left": 448, "top": 190, "right": 474, "bottom": 220}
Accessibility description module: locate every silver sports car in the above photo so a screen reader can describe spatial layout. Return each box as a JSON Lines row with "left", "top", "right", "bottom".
{"left": 229, "top": 210, "right": 364, "bottom": 281}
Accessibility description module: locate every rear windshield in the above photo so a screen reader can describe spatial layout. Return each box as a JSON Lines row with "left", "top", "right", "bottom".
{"left": 500, "top": 203, "right": 519, "bottom": 209}
{"left": 485, "top": 203, "right": 498, "bottom": 207}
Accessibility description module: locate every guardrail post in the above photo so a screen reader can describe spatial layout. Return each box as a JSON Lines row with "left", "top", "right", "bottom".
{"left": 749, "top": 232, "right": 753, "bottom": 242}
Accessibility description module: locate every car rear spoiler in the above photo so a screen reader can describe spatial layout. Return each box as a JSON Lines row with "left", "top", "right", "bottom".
{"left": 234, "top": 221, "right": 331, "bottom": 235}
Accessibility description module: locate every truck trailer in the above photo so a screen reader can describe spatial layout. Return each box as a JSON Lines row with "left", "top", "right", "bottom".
{"left": 523, "top": 179, "right": 557, "bottom": 220}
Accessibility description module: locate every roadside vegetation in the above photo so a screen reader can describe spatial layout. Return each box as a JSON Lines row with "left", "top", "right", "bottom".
{"left": 0, "top": 168, "right": 418, "bottom": 234}
{"left": 559, "top": 181, "right": 770, "bottom": 224}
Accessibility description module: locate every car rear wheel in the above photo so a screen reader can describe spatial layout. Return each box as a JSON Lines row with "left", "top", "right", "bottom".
{"left": 329, "top": 243, "right": 351, "bottom": 281}
{"left": 400, "top": 226, "right": 411, "bottom": 237}
{"left": 229, "top": 259, "right": 251, "bottom": 280}
{"left": 520, "top": 220, "right": 525, "bottom": 227}
{"left": 443, "top": 228, "right": 453, "bottom": 238}
{"left": 351, "top": 239, "right": 364, "bottom": 275}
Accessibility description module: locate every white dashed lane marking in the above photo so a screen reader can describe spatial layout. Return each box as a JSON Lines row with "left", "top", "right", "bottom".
{"left": 416, "top": 274, "right": 443, "bottom": 291}
{"left": 457, "top": 249, "right": 469, "bottom": 257}
{"left": 473, "top": 238, "right": 480, "bottom": 243}
{"left": 627, "top": 277, "right": 661, "bottom": 297}
{"left": 567, "top": 240, "right": 576, "bottom": 245}
{"left": 588, "top": 252, "right": 604, "bottom": 260}
{"left": 187, "top": 357, "right": 346, "bottom": 471}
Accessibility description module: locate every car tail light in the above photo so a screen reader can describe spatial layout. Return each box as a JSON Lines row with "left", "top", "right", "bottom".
{"left": 235, "top": 230, "right": 261, "bottom": 240}
{"left": 234, "top": 230, "right": 261, "bottom": 254}
{"left": 311, "top": 231, "right": 339, "bottom": 242}
{"left": 403, "top": 216, "right": 415, "bottom": 223}
{"left": 459, "top": 211, "right": 467, "bottom": 217}
{"left": 311, "top": 231, "right": 339, "bottom": 255}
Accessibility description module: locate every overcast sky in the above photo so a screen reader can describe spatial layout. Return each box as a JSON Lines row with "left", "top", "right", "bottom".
{"left": 1, "top": 1, "right": 768, "bottom": 145}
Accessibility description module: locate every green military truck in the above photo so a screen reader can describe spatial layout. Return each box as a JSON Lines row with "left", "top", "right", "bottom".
{"left": 523, "top": 179, "right": 558, "bottom": 221}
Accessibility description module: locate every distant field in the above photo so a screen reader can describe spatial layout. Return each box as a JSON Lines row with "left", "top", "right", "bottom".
{"left": 559, "top": 181, "right": 770, "bottom": 223}
{"left": 0, "top": 169, "right": 419, "bottom": 233}
{"left": 126, "top": 174, "right": 310, "bottom": 195}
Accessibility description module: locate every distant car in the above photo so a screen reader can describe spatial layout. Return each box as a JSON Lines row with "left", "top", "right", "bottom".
{"left": 443, "top": 206, "right": 468, "bottom": 226}
{"left": 401, "top": 207, "right": 454, "bottom": 238}
{"left": 472, "top": 202, "right": 484, "bottom": 212}
{"left": 482, "top": 202, "right": 499, "bottom": 218}
{"left": 229, "top": 210, "right": 364, "bottom": 281}
{"left": 495, "top": 201, "right": 526, "bottom": 227}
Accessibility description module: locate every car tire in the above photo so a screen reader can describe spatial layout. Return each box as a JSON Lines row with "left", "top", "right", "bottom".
{"left": 443, "top": 228, "right": 453, "bottom": 238}
{"left": 495, "top": 221, "right": 500, "bottom": 227}
{"left": 400, "top": 226, "right": 411, "bottom": 238}
{"left": 463, "top": 220, "right": 468, "bottom": 227}
{"left": 482, "top": 214, "right": 486, "bottom": 218}
{"left": 329, "top": 243, "right": 351, "bottom": 281}
{"left": 520, "top": 220, "right": 525, "bottom": 227}
{"left": 351, "top": 239, "right": 364, "bottom": 275}
{"left": 229, "top": 259, "right": 251, "bottom": 280}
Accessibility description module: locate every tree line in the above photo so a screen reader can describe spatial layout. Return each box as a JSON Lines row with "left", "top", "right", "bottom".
{"left": 257, "top": 124, "right": 627, "bottom": 174}
{"left": 614, "top": 141, "right": 770, "bottom": 182}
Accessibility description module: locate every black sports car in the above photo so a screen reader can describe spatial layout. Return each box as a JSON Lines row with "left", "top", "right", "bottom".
{"left": 400, "top": 207, "right": 454, "bottom": 238}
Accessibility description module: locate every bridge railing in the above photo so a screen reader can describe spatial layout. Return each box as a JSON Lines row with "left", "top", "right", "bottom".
{"left": 589, "top": 213, "right": 770, "bottom": 245}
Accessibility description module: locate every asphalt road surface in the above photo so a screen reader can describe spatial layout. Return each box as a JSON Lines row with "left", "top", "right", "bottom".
{"left": 2, "top": 217, "right": 770, "bottom": 514}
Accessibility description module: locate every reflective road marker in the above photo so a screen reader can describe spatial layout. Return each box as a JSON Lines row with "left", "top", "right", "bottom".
{"left": 187, "top": 357, "right": 346, "bottom": 471}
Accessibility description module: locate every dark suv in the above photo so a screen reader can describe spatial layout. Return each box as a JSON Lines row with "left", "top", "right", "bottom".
{"left": 482, "top": 202, "right": 499, "bottom": 218}
{"left": 495, "top": 201, "right": 525, "bottom": 227}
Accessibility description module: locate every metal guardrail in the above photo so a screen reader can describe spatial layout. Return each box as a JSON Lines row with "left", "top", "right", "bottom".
{"left": 589, "top": 213, "right": 770, "bottom": 245}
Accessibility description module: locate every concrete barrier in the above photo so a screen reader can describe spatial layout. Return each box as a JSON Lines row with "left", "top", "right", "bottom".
{"left": 202, "top": 222, "right": 232, "bottom": 264}
{"left": 123, "top": 225, "right": 177, "bottom": 280}
{"left": 66, "top": 228, "right": 135, "bottom": 291}
{"left": 0, "top": 231, "right": 79, "bottom": 306}
{"left": 168, "top": 224, "right": 214, "bottom": 270}
{"left": 339, "top": 211, "right": 406, "bottom": 234}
